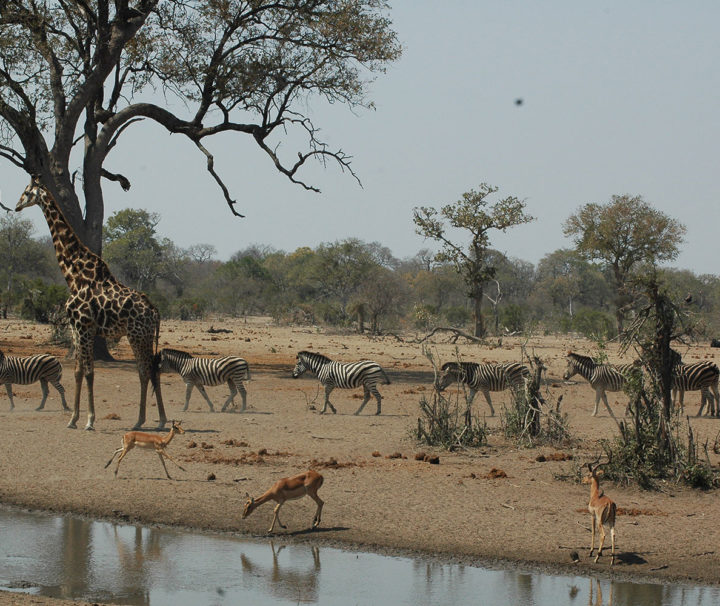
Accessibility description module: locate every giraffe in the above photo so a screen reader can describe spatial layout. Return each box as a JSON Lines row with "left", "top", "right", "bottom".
{"left": 16, "top": 175, "right": 166, "bottom": 431}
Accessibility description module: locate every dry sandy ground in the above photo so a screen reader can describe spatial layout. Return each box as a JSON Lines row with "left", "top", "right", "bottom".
{"left": 1, "top": 317, "right": 720, "bottom": 605}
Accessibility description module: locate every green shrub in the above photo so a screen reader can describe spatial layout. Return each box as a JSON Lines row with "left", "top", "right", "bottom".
{"left": 19, "top": 280, "right": 68, "bottom": 323}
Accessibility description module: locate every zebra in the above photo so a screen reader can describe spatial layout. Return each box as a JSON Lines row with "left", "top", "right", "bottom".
{"left": 158, "top": 348, "right": 250, "bottom": 412}
{"left": 672, "top": 361, "right": 719, "bottom": 417}
{"left": 562, "top": 352, "right": 640, "bottom": 419}
{"left": 436, "top": 361, "right": 530, "bottom": 417}
{"left": 292, "top": 350, "right": 391, "bottom": 415}
{"left": 0, "top": 350, "right": 68, "bottom": 411}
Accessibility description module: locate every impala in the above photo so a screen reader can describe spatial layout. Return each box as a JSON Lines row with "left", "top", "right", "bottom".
{"left": 105, "top": 420, "right": 186, "bottom": 479}
{"left": 586, "top": 457, "right": 617, "bottom": 565}
{"left": 242, "top": 470, "right": 324, "bottom": 533}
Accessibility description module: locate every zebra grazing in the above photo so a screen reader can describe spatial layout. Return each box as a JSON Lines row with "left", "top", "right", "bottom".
{"left": 672, "top": 361, "right": 720, "bottom": 417}
{"left": 563, "top": 352, "right": 640, "bottom": 419}
{"left": 0, "top": 350, "right": 68, "bottom": 411}
{"left": 292, "top": 350, "right": 391, "bottom": 415}
{"left": 159, "top": 348, "right": 250, "bottom": 412}
{"left": 436, "top": 361, "right": 530, "bottom": 417}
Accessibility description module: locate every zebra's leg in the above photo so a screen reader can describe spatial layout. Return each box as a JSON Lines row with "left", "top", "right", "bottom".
{"left": 221, "top": 380, "right": 239, "bottom": 412}
{"left": 600, "top": 391, "right": 620, "bottom": 424}
{"left": 36, "top": 378, "right": 50, "bottom": 410}
{"left": 321, "top": 384, "right": 336, "bottom": 414}
{"left": 711, "top": 384, "right": 720, "bottom": 417}
{"left": 195, "top": 385, "right": 215, "bottom": 412}
{"left": 183, "top": 383, "right": 194, "bottom": 412}
{"left": 354, "top": 386, "right": 372, "bottom": 415}
{"left": 481, "top": 390, "right": 495, "bottom": 417}
{"left": 465, "top": 388, "right": 477, "bottom": 415}
{"left": 677, "top": 389, "right": 685, "bottom": 414}
{"left": 5, "top": 383, "right": 15, "bottom": 410}
{"left": 52, "top": 379, "right": 69, "bottom": 411}
{"left": 234, "top": 381, "right": 247, "bottom": 412}
{"left": 697, "top": 388, "right": 708, "bottom": 417}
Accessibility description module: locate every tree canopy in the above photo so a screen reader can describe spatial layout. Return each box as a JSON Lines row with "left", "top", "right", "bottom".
{"left": 0, "top": 0, "right": 401, "bottom": 253}
{"left": 413, "top": 183, "right": 534, "bottom": 337}
{"left": 563, "top": 194, "right": 686, "bottom": 333}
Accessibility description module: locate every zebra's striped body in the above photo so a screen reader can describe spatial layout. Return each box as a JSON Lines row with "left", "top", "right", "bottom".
{"left": 159, "top": 348, "right": 250, "bottom": 412}
{"left": 672, "top": 361, "right": 719, "bottom": 417}
{"left": 563, "top": 352, "right": 639, "bottom": 418}
{"left": 292, "top": 351, "right": 391, "bottom": 415}
{"left": 0, "top": 350, "right": 68, "bottom": 411}
{"left": 436, "top": 361, "right": 530, "bottom": 416}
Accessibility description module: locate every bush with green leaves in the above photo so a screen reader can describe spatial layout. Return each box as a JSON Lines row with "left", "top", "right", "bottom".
{"left": 19, "top": 279, "right": 68, "bottom": 323}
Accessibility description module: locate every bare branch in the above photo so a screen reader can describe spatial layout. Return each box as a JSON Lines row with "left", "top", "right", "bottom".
{"left": 101, "top": 168, "right": 130, "bottom": 191}
{"left": 192, "top": 140, "right": 245, "bottom": 218}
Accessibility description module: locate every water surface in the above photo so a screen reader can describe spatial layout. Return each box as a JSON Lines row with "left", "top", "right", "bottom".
{"left": 0, "top": 507, "right": 717, "bottom": 605}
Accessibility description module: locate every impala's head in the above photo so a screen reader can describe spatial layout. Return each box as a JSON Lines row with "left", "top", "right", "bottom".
{"left": 16, "top": 175, "right": 48, "bottom": 211}
{"left": 241, "top": 493, "right": 255, "bottom": 519}
{"left": 584, "top": 457, "right": 606, "bottom": 483}
{"left": 171, "top": 420, "right": 185, "bottom": 434}
{"left": 292, "top": 353, "right": 308, "bottom": 378}
{"left": 436, "top": 362, "right": 463, "bottom": 392}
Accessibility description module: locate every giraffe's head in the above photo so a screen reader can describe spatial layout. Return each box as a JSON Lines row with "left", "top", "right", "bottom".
{"left": 16, "top": 175, "right": 48, "bottom": 211}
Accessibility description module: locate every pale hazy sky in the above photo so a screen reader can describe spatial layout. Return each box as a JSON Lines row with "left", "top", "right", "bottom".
{"left": 2, "top": 1, "right": 719, "bottom": 274}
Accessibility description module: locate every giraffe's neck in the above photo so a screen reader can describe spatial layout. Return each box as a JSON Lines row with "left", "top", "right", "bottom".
{"left": 36, "top": 189, "right": 111, "bottom": 293}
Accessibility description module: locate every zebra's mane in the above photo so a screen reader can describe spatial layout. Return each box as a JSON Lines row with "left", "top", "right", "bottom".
{"left": 440, "top": 361, "right": 476, "bottom": 373}
{"left": 162, "top": 348, "right": 194, "bottom": 359}
{"left": 567, "top": 351, "right": 595, "bottom": 365}
{"left": 298, "top": 350, "right": 332, "bottom": 363}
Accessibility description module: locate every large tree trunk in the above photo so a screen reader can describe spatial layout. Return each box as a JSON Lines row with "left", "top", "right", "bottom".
{"left": 472, "top": 294, "right": 485, "bottom": 338}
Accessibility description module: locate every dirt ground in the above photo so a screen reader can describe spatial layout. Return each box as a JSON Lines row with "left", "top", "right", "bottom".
{"left": 1, "top": 317, "right": 720, "bottom": 605}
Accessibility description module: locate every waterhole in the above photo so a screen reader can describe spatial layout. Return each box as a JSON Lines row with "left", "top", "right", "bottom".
{"left": 0, "top": 507, "right": 718, "bottom": 605}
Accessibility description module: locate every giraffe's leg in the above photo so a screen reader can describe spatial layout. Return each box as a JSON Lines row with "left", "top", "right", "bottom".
{"left": 354, "top": 386, "right": 371, "bottom": 415}
{"left": 183, "top": 383, "right": 193, "bottom": 411}
{"left": 196, "top": 385, "right": 215, "bottom": 411}
{"left": 84, "top": 367, "right": 95, "bottom": 431}
{"left": 131, "top": 336, "right": 166, "bottom": 430}
{"left": 4, "top": 383, "right": 15, "bottom": 411}
{"left": 36, "top": 379, "right": 49, "bottom": 411}
{"left": 69, "top": 358, "right": 83, "bottom": 429}
{"left": 52, "top": 379, "right": 69, "bottom": 411}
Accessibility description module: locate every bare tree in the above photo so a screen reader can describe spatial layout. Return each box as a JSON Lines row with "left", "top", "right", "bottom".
{"left": 0, "top": 1, "right": 401, "bottom": 254}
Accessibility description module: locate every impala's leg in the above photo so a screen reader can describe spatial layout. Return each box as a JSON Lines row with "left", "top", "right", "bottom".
{"left": 270, "top": 502, "right": 286, "bottom": 532}
{"left": 114, "top": 444, "right": 133, "bottom": 477}
{"left": 354, "top": 386, "right": 371, "bottom": 415}
{"left": 196, "top": 385, "right": 215, "bottom": 412}
{"left": 589, "top": 514, "right": 596, "bottom": 557}
{"left": 104, "top": 446, "right": 124, "bottom": 469}
{"left": 610, "top": 526, "right": 616, "bottom": 565}
{"left": 159, "top": 449, "right": 186, "bottom": 472}
{"left": 183, "top": 383, "right": 193, "bottom": 411}
{"left": 5, "top": 383, "right": 15, "bottom": 410}
{"left": 36, "top": 379, "right": 49, "bottom": 410}
{"left": 220, "top": 380, "right": 237, "bottom": 412}
{"left": 595, "top": 524, "right": 606, "bottom": 562}
{"left": 156, "top": 448, "right": 172, "bottom": 479}
{"left": 322, "top": 384, "right": 336, "bottom": 414}
{"left": 52, "top": 379, "right": 69, "bottom": 411}
{"left": 310, "top": 493, "right": 324, "bottom": 528}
